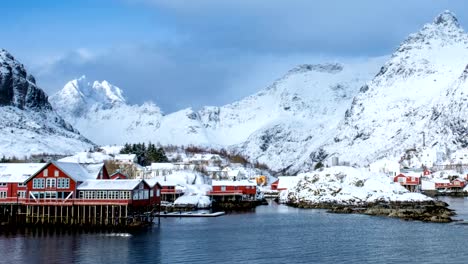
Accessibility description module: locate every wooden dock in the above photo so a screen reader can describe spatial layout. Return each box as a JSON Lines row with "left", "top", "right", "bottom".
{"left": 159, "top": 211, "right": 225, "bottom": 217}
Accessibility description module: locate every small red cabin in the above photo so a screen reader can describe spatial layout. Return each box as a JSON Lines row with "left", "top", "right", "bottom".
{"left": 209, "top": 180, "right": 257, "bottom": 201}
{"left": 394, "top": 173, "right": 421, "bottom": 192}
{"left": 435, "top": 179, "right": 466, "bottom": 190}
{"left": 146, "top": 177, "right": 182, "bottom": 202}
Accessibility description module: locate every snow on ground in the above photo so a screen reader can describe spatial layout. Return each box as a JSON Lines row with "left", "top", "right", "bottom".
{"left": 282, "top": 166, "right": 431, "bottom": 205}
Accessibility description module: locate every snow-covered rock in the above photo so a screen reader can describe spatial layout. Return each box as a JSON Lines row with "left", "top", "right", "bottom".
{"left": 0, "top": 49, "right": 94, "bottom": 158}
{"left": 282, "top": 167, "right": 430, "bottom": 205}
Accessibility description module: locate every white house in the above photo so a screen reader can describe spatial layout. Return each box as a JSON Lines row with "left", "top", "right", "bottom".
{"left": 114, "top": 154, "right": 137, "bottom": 164}
{"left": 151, "top": 163, "right": 175, "bottom": 177}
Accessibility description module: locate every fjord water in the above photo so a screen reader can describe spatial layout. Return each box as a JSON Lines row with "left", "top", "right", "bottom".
{"left": 1, "top": 199, "right": 468, "bottom": 264}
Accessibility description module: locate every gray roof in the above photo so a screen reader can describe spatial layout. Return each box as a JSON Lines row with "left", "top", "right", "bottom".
{"left": 77, "top": 179, "right": 144, "bottom": 191}
{"left": 53, "top": 161, "right": 96, "bottom": 182}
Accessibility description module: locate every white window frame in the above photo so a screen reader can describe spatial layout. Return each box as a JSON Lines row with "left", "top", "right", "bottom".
{"left": 54, "top": 170, "right": 59, "bottom": 177}
{"left": 33, "top": 179, "right": 45, "bottom": 189}
{"left": 46, "top": 178, "right": 56, "bottom": 188}
{"left": 43, "top": 169, "right": 48, "bottom": 177}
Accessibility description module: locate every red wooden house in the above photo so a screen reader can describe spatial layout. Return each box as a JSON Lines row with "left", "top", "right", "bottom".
{"left": 435, "top": 179, "right": 466, "bottom": 191}
{"left": 394, "top": 173, "right": 421, "bottom": 192}
{"left": 24, "top": 161, "right": 106, "bottom": 201}
{"left": 0, "top": 163, "right": 46, "bottom": 203}
{"left": 146, "top": 177, "right": 183, "bottom": 202}
{"left": 209, "top": 180, "right": 257, "bottom": 201}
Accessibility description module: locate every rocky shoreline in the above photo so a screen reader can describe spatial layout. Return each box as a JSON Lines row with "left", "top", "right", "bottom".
{"left": 288, "top": 200, "right": 455, "bottom": 223}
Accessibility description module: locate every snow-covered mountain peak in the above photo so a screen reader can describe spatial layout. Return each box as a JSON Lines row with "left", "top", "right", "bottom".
{"left": 433, "top": 10, "right": 460, "bottom": 28}
{"left": 50, "top": 76, "right": 126, "bottom": 117}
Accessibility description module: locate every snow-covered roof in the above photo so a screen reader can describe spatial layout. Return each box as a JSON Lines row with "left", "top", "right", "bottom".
{"left": 277, "top": 176, "right": 300, "bottom": 190}
{"left": 0, "top": 163, "right": 46, "bottom": 183}
{"left": 212, "top": 180, "right": 256, "bottom": 187}
{"left": 151, "top": 163, "right": 174, "bottom": 170}
{"left": 146, "top": 176, "right": 179, "bottom": 187}
{"left": 58, "top": 151, "right": 111, "bottom": 164}
{"left": 83, "top": 163, "right": 104, "bottom": 179}
{"left": 77, "top": 179, "right": 144, "bottom": 190}
{"left": 114, "top": 154, "right": 136, "bottom": 161}
{"left": 398, "top": 171, "right": 422, "bottom": 178}
{"left": 53, "top": 161, "right": 96, "bottom": 182}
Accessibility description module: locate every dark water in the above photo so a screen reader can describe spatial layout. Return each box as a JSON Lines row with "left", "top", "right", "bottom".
{"left": 2, "top": 199, "right": 468, "bottom": 264}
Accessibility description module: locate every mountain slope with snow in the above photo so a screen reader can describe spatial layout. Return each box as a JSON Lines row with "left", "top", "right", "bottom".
{"left": 0, "top": 49, "right": 94, "bottom": 158}
{"left": 322, "top": 11, "right": 468, "bottom": 166}
{"left": 50, "top": 11, "right": 468, "bottom": 174}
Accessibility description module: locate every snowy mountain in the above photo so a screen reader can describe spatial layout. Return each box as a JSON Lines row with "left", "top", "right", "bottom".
{"left": 50, "top": 76, "right": 125, "bottom": 117}
{"left": 322, "top": 10, "right": 468, "bottom": 166}
{"left": 52, "top": 60, "right": 382, "bottom": 171}
{"left": 50, "top": 10, "right": 468, "bottom": 174}
{"left": 0, "top": 49, "right": 94, "bottom": 158}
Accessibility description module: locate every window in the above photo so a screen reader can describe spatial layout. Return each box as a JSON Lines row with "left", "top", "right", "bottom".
{"left": 0, "top": 183, "right": 6, "bottom": 187}
{"left": 221, "top": 186, "right": 226, "bottom": 191}
{"left": 33, "top": 179, "right": 45, "bottom": 189}
{"left": 156, "top": 189, "right": 160, "bottom": 197}
{"left": 0, "top": 191, "right": 7, "bottom": 198}
{"left": 79, "top": 191, "right": 84, "bottom": 199}
{"left": 43, "top": 169, "right": 48, "bottom": 177}
{"left": 150, "top": 189, "right": 154, "bottom": 197}
{"left": 57, "top": 178, "right": 70, "bottom": 189}
{"left": 17, "top": 182, "right": 26, "bottom": 187}
{"left": 17, "top": 191, "right": 26, "bottom": 198}
{"left": 133, "top": 191, "right": 139, "bottom": 200}
{"left": 46, "top": 178, "right": 56, "bottom": 188}
{"left": 54, "top": 170, "right": 59, "bottom": 177}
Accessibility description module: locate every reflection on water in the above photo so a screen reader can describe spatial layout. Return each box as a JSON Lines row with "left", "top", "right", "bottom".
{"left": 1, "top": 201, "right": 468, "bottom": 263}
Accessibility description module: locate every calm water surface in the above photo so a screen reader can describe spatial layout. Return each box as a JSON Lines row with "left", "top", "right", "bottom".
{"left": 1, "top": 199, "right": 468, "bottom": 264}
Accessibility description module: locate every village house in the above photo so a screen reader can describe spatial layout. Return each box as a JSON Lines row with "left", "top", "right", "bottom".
{"left": 205, "top": 166, "right": 223, "bottom": 180}
{"left": 146, "top": 177, "right": 184, "bottom": 203}
{"left": 114, "top": 154, "right": 137, "bottom": 164}
{"left": 0, "top": 163, "right": 46, "bottom": 202}
{"left": 394, "top": 172, "right": 422, "bottom": 192}
{"left": 77, "top": 179, "right": 160, "bottom": 208}
{"left": 209, "top": 180, "right": 257, "bottom": 202}
{"left": 24, "top": 161, "right": 107, "bottom": 200}
{"left": 220, "top": 167, "right": 246, "bottom": 181}
{"left": 150, "top": 163, "right": 175, "bottom": 177}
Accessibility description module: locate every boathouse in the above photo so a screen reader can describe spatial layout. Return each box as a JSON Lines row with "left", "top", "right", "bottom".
{"left": 146, "top": 177, "right": 183, "bottom": 202}
{"left": 435, "top": 179, "right": 466, "bottom": 191}
{"left": 209, "top": 180, "right": 257, "bottom": 202}
{"left": 24, "top": 161, "right": 107, "bottom": 200}
{"left": 394, "top": 173, "right": 421, "bottom": 192}
{"left": 77, "top": 179, "right": 159, "bottom": 207}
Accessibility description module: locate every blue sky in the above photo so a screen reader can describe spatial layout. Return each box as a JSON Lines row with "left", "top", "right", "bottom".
{"left": 3, "top": 0, "right": 468, "bottom": 112}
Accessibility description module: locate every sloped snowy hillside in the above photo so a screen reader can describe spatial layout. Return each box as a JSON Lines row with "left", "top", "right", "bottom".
{"left": 0, "top": 49, "right": 93, "bottom": 158}
{"left": 322, "top": 11, "right": 468, "bottom": 166}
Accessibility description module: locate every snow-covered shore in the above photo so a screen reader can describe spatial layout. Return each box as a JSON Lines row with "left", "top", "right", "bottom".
{"left": 281, "top": 167, "right": 454, "bottom": 222}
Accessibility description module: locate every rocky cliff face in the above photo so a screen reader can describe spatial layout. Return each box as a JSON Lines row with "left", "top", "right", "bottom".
{"left": 0, "top": 49, "right": 51, "bottom": 110}
{"left": 0, "top": 49, "right": 94, "bottom": 158}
